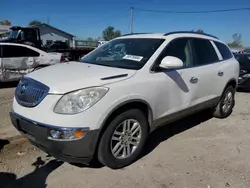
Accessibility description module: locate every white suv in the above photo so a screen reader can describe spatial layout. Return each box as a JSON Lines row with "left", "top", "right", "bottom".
{"left": 10, "top": 32, "right": 239, "bottom": 169}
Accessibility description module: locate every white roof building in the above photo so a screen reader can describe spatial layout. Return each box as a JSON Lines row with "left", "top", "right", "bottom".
{"left": 0, "top": 24, "right": 11, "bottom": 34}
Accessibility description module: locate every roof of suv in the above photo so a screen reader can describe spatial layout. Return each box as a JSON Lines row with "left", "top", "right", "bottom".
{"left": 118, "top": 31, "right": 220, "bottom": 42}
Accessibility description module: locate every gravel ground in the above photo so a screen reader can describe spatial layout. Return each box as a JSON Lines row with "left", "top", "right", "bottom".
{"left": 0, "top": 84, "right": 250, "bottom": 188}
{"left": 0, "top": 82, "right": 19, "bottom": 139}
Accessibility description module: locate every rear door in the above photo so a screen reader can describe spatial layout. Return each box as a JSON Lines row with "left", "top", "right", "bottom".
{"left": 212, "top": 41, "right": 235, "bottom": 95}
{"left": 190, "top": 38, "right": 221, "bottom": 104}
{"left": 2, "top": 44, "right": 40, "bottom": 81}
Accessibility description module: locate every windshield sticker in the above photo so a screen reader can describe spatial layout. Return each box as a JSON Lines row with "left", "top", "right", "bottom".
{"left": 123, "top": 55, "right": 143, "bottom": 62}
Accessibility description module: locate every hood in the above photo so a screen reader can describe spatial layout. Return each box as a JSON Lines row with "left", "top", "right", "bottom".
{"left": 26, "top": 62, "right": 136, "bottom": 94}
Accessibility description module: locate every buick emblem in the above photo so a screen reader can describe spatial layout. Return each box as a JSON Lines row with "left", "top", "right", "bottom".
{"left": 20, "top": 84, "right": 27, "bottom": 95}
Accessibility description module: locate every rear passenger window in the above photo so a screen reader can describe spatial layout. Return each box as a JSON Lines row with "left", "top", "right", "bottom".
{"left": 192, "top": 39, "right": 219, "bottom": 65}
{"left": 25, "top": 48, "right": 40, "bottom": 57}
{"left": 2, "top": 45, "right": 39, "bottom": 58}
{"left": 2, "top": 45, "right": 25, "bottom": 57}
{"left": 214, "top": 42, "right": 233, "bottom": 60}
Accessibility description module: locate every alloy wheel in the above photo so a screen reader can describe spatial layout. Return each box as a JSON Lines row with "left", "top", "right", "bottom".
{"left": 222, "top": 91, "right": 233, "bottom": 113}
{"left": 110, "top": 119, "right": 142, "bottom": 159}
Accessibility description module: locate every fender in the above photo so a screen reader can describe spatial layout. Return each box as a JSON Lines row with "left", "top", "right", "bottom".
{"left": 221, "top": 78, "right": 237, "bottom": 96}
{"left": 100, "top": 98, "right": 154, "bottom": 130}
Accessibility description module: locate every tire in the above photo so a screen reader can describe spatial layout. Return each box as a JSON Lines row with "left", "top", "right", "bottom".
{"left": 213, "top": 85, "right": 235, "bottom": 118}
{"left": 97, "top": 109, "right": 149, "bottom": 169}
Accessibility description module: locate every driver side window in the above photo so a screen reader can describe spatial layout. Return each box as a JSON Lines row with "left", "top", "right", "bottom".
{"left": 156, "top": 38, "right": 194, "bottom": 69}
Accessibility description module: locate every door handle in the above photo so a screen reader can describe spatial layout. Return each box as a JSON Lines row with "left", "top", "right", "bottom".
{"left": 218, "top": 71, "right": 224, "bottom": 76}
{"left": 190, "top": 77, "right": 198, "bottom": 84}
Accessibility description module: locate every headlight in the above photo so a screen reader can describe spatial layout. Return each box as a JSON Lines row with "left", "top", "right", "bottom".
{"left": 48, "top": 128, "right": 88, "bottom": 141}
{"left": 54, "top": 87, "right": 109, "bottom": 114}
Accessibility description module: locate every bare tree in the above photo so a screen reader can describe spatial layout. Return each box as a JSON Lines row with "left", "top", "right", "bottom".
{"left": 228, "top": 33, "right": 242, "bottom": 48}
{"left": 232, "top": 33, "right": 242, "bottom": 46}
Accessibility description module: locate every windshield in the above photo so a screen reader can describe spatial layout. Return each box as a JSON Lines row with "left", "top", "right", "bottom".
{"left": 7, "top": 30, "right": 19, "bottom": 39}
{"left": 81, "top": 38, "right": 164, "bottom": 70}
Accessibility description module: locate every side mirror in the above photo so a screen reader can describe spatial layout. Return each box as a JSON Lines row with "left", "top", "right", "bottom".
{"left": 159, "top": 56, "right": 184, "bottom": 69}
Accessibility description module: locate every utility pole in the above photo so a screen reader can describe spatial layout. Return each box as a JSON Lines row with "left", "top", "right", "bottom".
{"left": 130, "top": 7, "right": 134, "bottom": 34}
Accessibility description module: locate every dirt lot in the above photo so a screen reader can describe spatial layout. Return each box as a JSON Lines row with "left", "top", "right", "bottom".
{"left": 0, "top": 83, "right": 19, "bottom": 140}
{"left": 0, "top": 84, "right": 250, "bottom": 188}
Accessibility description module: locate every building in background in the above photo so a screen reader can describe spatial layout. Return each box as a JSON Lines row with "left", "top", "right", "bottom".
{"left": 30, "top": 23, "right": 75, "bottom": 47}
{"left": 0, "top": 24, "right": 11, "bottom": 38}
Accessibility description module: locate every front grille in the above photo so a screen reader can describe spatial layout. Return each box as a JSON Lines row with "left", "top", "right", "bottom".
{"left": 15, "top": 77, "right": 50, "bottom": 107}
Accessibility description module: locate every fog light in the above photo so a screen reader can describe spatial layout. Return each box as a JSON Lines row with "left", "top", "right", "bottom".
{"left": 48, "top": 128, "right": 87, "bottom": 141}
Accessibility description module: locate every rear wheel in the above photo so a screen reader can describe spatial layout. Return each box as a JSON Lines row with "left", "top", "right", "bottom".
{"left": 213, "top": 85, "right": 235, "bottom": 118}
{"left": 97, "top": 109, "right": 148, "bottom": 169}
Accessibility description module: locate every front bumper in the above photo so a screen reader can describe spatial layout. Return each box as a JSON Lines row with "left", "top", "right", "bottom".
{"left": 10, "top": 112, "right": 100, "bottom": 164}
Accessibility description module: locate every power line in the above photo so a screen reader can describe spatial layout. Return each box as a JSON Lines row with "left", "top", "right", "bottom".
{"left": 134, "top": 7, "right": 250, "bottom": 14}
{"left": 80, "top": 8, "right": 130, "bottom": 27}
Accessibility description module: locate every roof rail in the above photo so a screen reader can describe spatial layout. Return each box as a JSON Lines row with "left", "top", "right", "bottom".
{"left": 121, "top": 33, "right": 151, "bottom": 37}
{"left": 164, "top": 31, "right": 219, "bottom": 39}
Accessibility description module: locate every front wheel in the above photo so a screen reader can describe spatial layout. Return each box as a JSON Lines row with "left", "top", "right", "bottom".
{"left": 97, "top": 109, "right": 148, "bottom": 169}
{"left": 213, "top": 85, "right": 235, "bottom": 118}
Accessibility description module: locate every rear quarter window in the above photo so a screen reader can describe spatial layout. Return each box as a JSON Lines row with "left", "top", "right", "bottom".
{"left": 214, "top": 42, "right": 233, "bottom": 60}
{"left": 2, "top": 45, "right": 39, "bottom": 58}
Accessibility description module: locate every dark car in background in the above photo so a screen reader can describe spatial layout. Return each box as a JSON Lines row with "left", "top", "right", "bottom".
{"left": 243, "top": 48, "right": 250, "bottom": 53}
{"left": 234, "top": 53, "right": 250, "bottom": 90}
{"left": 45, "top": 41, "right": 70, "bottom": 51}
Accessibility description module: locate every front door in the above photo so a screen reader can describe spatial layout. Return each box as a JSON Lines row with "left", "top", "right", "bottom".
{"left": 150, "top": 38, "right": 202, "bottom": 125}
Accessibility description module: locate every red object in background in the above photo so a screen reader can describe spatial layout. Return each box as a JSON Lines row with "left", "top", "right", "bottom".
{"left": 60, "top": 55, "right": 65, "bottom": 62}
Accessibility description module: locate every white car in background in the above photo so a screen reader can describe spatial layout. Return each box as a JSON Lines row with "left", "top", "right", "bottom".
{"left": 98, "top": 40, "right": 108, "bottom": 47}
{"left": 0, "top": 43, "right": 64, "bottom": 82}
